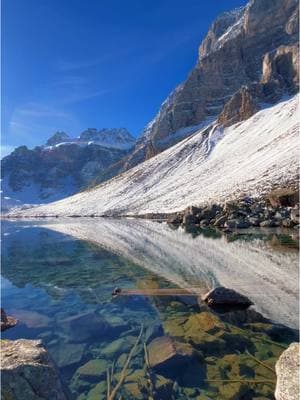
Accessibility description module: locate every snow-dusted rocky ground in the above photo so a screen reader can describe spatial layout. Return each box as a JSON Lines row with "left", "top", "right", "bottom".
{"left": 10, "top": 95, "right": 299, "bottom": 217}
{"left": 41, "top": 218, "right": 299, "bottom": 329}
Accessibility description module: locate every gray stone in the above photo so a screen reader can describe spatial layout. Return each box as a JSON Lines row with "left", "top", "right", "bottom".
{"left": 248, "top": 217, "right": 260, "bottom": 227}
{"left": 260, "top": 220, "right": 277, "bottom": 227}
{"left": 1, "top": 339, "right": 68, "bottom": 400}
{"left": 275, "top": 342, "right": 300, "bottom": 400}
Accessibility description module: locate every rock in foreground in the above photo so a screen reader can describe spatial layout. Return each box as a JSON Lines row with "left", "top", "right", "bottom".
{"left": 1, "top": 339, "right": 68, "bottom": 400}
{"left": 275, "top": 342, "right": 300, "bottom": 400}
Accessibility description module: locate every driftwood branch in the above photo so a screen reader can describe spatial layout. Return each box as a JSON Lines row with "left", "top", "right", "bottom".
{"left": 108, "top": 324, "right": 143, "bottom": 400}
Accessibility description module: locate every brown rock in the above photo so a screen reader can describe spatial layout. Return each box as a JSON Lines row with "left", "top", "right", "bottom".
{"left": 1, "top": 308, "right": 17, "bottom": 331}
{"left": 218, "top": 86, "right": 258, "bottom": 126}
{"left": 147, "top": 336, "right": 198, "bottom": 375}
{"left": 267, "top": 188, "right": 299, "bottom": 207}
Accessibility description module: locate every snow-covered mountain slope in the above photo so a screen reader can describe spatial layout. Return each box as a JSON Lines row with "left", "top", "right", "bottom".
{"left": 12, "top": 95, "right": 299, "bottom": 217}
{"left": 41, "top": 218, "right": 299, "bottom": 328}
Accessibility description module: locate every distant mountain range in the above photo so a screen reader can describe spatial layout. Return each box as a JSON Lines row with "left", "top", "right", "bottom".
{"left": 1, "top": 128, "right": 135, "bottom": 210}
{"left": 3, "top": 0, "right": 299, "bottom": 215}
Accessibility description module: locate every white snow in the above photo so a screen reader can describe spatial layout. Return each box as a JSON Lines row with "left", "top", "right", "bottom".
{"left": 41, "top": 218, "right": 299, "bottom": 328}
{"left": 11, "top": 95, "right": 299, "bottom": 217}
{"left": 44, "top": 128, "right": 136, "bottom": 151}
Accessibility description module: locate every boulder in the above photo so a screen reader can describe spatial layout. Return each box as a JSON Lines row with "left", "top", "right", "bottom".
{"left": 225, "top": 219, "right": 250, "bottom": 229}
{"left": 202, "top": 287, "right": 253, "bottom": 310}
{"left": 267, "top": 188, "right": 299, "bottom": 208}
{"left": 275, "top": 343, "right": 300, "bottom": 400}
{"left": 147, "top": 336, "right": 198, "bottom": 376}
{"left": 1, "top": 308, "right": 17, "bottom": 331}
{"left": 1, "top": 339, "right": 68, "bottom": 400}
{"left": 282, "top": 218, "right": 295, "bottom": 228}
{"left": 260, "top": 219, "right": 277, "bottom": 227}
{"left": 248, "top": 217, "right": 260, "bottom": 227}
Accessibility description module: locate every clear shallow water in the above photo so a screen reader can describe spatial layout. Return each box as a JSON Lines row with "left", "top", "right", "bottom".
{"left": 1, "top": 219, "right": 299, "bottom": 400}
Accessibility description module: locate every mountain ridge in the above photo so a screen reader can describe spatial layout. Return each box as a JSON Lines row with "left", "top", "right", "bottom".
{"left": 10, "top": 94, "right": 299, "bottom": 217}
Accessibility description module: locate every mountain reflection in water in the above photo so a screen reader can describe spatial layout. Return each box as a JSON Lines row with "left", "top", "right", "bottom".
{"left": 1, "top": 219, "right": 299, "bottom": 400}
{"left": 41, "top": 218, "right": 299, "bottom": 329}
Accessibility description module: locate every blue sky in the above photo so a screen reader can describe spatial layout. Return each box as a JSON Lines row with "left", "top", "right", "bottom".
{"left": 2, "top": 0, "right": 247, "bottom": 156}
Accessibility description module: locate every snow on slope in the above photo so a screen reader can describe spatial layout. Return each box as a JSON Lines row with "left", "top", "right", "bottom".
{"left": 13, "top": 95, "right": 299, "bottom": 217}
{"left": 41, "top": 218, "right": 299, "bottom": 328}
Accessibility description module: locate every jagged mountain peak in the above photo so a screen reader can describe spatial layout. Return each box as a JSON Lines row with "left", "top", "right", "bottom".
{"left": 123, "top": 0, "right": 298, "bottom": 171}
{"left": 78, "top": 127, "right": 135, "bottom": 150}
{"left": 46, "top": 131, "right": 70, "bottom": 146}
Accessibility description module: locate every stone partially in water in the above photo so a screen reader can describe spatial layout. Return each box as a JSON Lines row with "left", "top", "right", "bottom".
{"left": 202, "top": 287, "right": 253, "bottom": 310}
{"left": 1, "top": 308, "right": 18, "bottom": 331}
{"left": 275, "top": 342, "right": 300, "bottom": 400}
{"left": 1, "top": 339, "right": 68, "bottom": 400}
{"left": 147, "top": 336, "right": 199, "bottom": 376}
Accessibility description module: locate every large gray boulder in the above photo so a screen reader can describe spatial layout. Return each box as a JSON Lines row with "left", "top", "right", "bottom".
{"left": 275, "top": 342, "right": 300, "bottom": 400}
{"left": 1, "top": 339, "right": 68, "bottom": 400}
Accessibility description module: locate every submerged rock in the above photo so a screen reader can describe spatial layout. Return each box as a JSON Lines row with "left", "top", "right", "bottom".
{"left": 1, "top": 308, "right": 17, "bottom": 331}
{"left": 275, "top": 342, "right": 300, "bottom": 400}
{"left": 147, "top": 336, "right": 199, "bottom": 376}
{"left": 1, "top": 339, "right": 68, "bottom": 400}
{"left": 202, "top": 287, "right": 253, "bottom": 310}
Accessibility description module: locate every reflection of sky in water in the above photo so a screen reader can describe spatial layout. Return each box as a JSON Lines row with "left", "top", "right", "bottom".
{"left": 1, "top": 220, "right": 299, "bottom": 400}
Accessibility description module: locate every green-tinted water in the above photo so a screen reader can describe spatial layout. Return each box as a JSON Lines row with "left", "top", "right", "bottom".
{"left": 1, "top": 219, "right": 299, "bottom": 400}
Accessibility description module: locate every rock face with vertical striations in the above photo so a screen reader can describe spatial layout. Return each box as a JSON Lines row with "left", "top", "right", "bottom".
{"left": 124, "top": 0, "right": 299, "bottom": 169}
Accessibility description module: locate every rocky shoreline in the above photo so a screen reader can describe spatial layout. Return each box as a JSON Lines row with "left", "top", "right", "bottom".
{"left": 142, "top": 189, "right": 299, "bottom": 232}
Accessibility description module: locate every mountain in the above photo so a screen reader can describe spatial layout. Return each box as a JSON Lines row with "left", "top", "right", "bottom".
{"left": 1, "top": 128, "right": 135, "bottom": 210}
{"left": 5, "top": 0, "right": 299, "bottom": 217}
{"left": 12, "top": 94, "right": 299, "bottom": 217}
{"left": 121, "top": 0, "right": 298, "bottom": 170}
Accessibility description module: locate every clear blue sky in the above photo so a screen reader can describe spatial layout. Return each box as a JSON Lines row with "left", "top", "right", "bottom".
{"left": 2, "top": 0, "right": 247, "bottom": 156}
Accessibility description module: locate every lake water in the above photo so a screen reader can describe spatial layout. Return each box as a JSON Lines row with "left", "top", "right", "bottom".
{"left": 1, "top": 219, "right": 299, "bottom": 400}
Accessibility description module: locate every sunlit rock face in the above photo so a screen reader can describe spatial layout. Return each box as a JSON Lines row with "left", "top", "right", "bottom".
{"left": 124, "top": 0, "right": 299, "bottom": 168}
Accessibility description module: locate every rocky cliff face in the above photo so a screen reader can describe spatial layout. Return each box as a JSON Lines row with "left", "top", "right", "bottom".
{"left": 1, "top": 129, "right": 135, "bottom": 209}
{"left": 124, "top": 0, "right": 299, "bottom": 169}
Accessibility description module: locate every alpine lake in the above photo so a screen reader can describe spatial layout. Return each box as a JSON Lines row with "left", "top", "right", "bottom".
{"left": 1, "top": 218, "right": 299, "bottom": 400}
